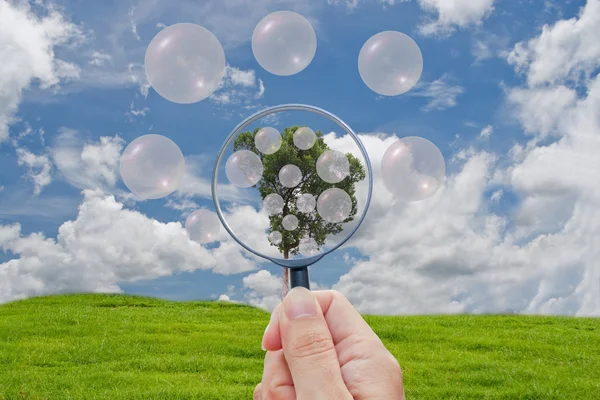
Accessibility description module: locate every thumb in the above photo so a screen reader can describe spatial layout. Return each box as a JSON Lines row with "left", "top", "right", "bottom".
{"left": 278, "top": 287, "right": 352, "bottom": 400}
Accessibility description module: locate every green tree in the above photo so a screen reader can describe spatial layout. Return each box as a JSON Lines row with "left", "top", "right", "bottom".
{"left": 233, "top": 126, "right": 365, "bottom": 294}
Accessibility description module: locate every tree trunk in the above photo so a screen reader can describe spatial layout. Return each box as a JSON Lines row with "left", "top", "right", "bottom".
{"left": 282, "top": 248, "right": 289, "bottom": 299}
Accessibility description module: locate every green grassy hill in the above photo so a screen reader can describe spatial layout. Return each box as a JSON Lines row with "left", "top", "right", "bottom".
{"left": 0, "top": 294, "right": 598, "bottom": 399}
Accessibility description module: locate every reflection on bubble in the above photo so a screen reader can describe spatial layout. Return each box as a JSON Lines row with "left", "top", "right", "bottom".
{"left": 120, "top": 134, "right": 185, "bottom": 200}
{"left": 226, "top": 150, "right": 264, "bottom": 188}
{"left": 381, "top": 136, "right": 445, "bottom": 201}
{"left": 263, "top": 193, "right": 284, "bottom": 215}
{"left": 268, "top": 230, "right": 282, "bottom": 245}
{"left": 358, "top": 31, "right": 423, "bottom": 96}
{"left": 296, "top": 193, "right": 316, "bottom": 213}
{"left": 185, "top": 209, "right": 220, "bottom": 244}
{"left": 279, "top": 164, "right": 303, "bottom": 187}
{"left": 317, "top": 188, "right": 352, "bottom": 223}
{"left": 255, "top": 127, "right": 282, "bottom": 155}
{"left": 252, "top": 11, "right": 317, "bottom": 76}
{"left": 282, "top": 214, "right": 299, "bottom": 231}
{"left": 145, "top": 23, "right": 226, "bottom": 104}
{"left": 299, "top": 237, "right": 318, "bottom": 256}
{"left": 293, "top": 127, "right": 317, "bottom": 150}
{"left": 316, "top": 150, "right": 350, "bottom": 183}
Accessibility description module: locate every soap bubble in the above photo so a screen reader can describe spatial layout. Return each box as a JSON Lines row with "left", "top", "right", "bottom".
{"left": 145, "top": 23, "right": 226, "bottom": 104}
{"left": 226, "top": 150, "right": 264, "bottom": 188}
{"left": 381, "top": 136, "right": 445, "bottom": 201}
{"left": 316, "top": 150, "right": 350, "bottom": 183}
{"left": 296, "top": 193, "right": 316, "bottom": 214}
{"left": 317, "top": 188, "right": 352, "bottom": 223}
{"left": 252, "top": 11, "right": 317, "bottom": 76}
{"left": 299, "top": 237, "right": 318, "bottom": 256}
{"left": 279, "top": 164, "right": 303, "bottom": 187}
{"left": 120, "top": 134, "right": 185, "bottom": 200}
{"left": 185, "top": 209, "right": 220, "bottom": 244}
{"left": 358, "top": 31, "right": 423, "bottom": 96}
{"left": 255, "top": 127, "right": 282, "bottom": 155}
{"left": 268, "top": 231, "right": 282, "bottom": 245}
{"left": 282, "top": 214, "right": 299, "bottom": 231}
{"left": 263, "top": 193, "right": 284, "bottom": 215}
{"left": 293, "top": 127, "right": 317, "bottom": 150}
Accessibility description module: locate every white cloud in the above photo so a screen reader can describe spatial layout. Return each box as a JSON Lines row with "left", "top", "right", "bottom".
{"left": 507, "top": 0, "right": 600, "bottom": 87}
{"left": 479, "top": 125, "right": 493, "bottom": 138}
{"left": 88, "top": 51, "right": 112, "bottom": 67}
{"left": 327, "top": 0, "right": 408, "bottom": 10}
{"left": 0, "top": 1, "right": 84, "bottom": 142}
{"left": 128, "top": 6, "right": 141, "bottom": 41}
{"left": 209, "top": 66, "right": 265, "bottom": 106}
{"left": 0, "top": 189, "right": 263, "bottom": 304}
{"left": 418, "top": 0, "right": 496, "bottom": 37}
{"left": 51, "top": 128, "right": 125, "bottom": 193}
{"left": 409, "top": 74, "right": 464, "bottom": 111}
{"left": 15, "top": 147, "right": 52, "bottom": 195}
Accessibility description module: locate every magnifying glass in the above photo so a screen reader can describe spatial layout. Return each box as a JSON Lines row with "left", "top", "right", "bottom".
{"left": 212, "top": 104, "right": 373, "bottom": 293}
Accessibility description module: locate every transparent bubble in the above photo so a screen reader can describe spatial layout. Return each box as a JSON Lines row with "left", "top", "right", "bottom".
{"left": 252, "top": 11, "right": 317, "bottom": 76}
{"left": 279, "top": 164, "right": 303, "bottom": 188}
{"left": 263, "top": 193, "right": 284, "bottom": 215}
{"left": 185, "top": 209, "right": 220, "bottom": 244}
{"left": 316, "top": 150, "right": 350, "bottom": 184}
{"left": 293, "top": 127, "right": 317, "bottom": 150}
{"left": 145, "top": 23, "right": 226, "bottom": 104}
{"left": 317, "top": 188, "right": 352, "bottom": 223}
{"left": 255, "top": 127, "right": 282, "bottom": 155}
{"left": 358, "top": 31, "right": 423, "bottom": 96}
{"left": 226, "top": 150, "right": 264, "bottom": 188}
{"left": 268, "top": 230, "right": 282, "bottom": 245}
{"left": 120, "top": 134, "right": 185, "bottom": 200}
{"left": 381, "top": 136, "right": 446, "bottom": 201}
{"left": 296, "top": 193, "right": 316, "bottom": 214}
{"left": 299, "top": 237, "right": 318, "bottom": 256}
{"left": 282, "top": 214, "right": 299, "bottom": 231}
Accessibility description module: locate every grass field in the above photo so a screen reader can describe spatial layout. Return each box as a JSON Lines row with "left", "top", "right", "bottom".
{"left": 0, "top": 294, "right": 598, "bottom": 399}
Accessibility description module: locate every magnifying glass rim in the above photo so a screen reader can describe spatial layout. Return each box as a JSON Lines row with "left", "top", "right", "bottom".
{"left": 211, "top": 103, "right": 373, "bottom": 269}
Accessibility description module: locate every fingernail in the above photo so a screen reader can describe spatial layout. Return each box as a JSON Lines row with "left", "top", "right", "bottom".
{"left": 283, "top": 287, "right": 317, "bottom": 320}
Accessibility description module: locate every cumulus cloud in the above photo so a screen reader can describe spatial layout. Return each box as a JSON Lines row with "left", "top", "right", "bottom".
{"left": 0, "top": 1, "right": 84, "bottom": 141}
{"left": 0, "top": 189, "right": 264, "bottom": 304}
{"left": 418, "top": 0, "right": 496, "bottom": 37}
{"left": 15, "top": 147, "right": 53, "bottom": 195}
{"left": 209, "top": 66, "right": 265, "bottom": 106}
{"left": 507, "top": 0, "right": 600, "bottom": 87}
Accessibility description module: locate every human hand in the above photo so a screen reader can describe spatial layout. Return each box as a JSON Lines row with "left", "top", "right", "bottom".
{"left": 253, "top": 287, "right": 405, "bottom": 399}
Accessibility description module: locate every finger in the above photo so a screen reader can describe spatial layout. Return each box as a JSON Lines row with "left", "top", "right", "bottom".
{"left": 278, "top": 287, "right": 352, "bottom": 400}
{"left": 260, "top": 349, "right": 296, "bottom": 400}
{"left": 253, "top": 383, "right": 262, "bottom": 400}
{"left": 262, "top": 303, "right": 281, "bottom": 351}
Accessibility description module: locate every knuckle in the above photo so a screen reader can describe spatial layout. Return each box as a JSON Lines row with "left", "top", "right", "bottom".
{"left": 263, "top": 385, "right": 289, "bottom": 400}
{"left": 291, "top": 329, "right": 335, "bottom": 359}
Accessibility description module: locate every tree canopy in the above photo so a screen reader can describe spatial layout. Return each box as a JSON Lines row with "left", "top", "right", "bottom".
{"left": 233, "top": 126, "right": 366, "bottom": 259}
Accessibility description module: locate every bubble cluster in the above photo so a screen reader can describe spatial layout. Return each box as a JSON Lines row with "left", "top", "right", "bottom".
{"left": 185, "top": 209, "right": 221, "bottom": 244}
{"left": 381, "top": 136, "right": 445, "bottom": 201}
{"left": 120, "top": 134, "right": 185, "bottom": 200}
{"left": 268, "top": 231, "right": 282, "bottom": 245}
{"left": 279, "top": 164, "right": 303, "bottom": 187}
{"left": 296, "top": 193, "right": 316, "bottom": 214}
{"left": 226, "top": 150, "right": 264, "bottom": 188}
{"left": 252, "top": 11, "right": 317, "bottom": 76}
{"left": 263, "top": 193, "right": 284, "bottom": 215}
{"left": 282, "top": 214, "right": 299, "bottom": 231}
{"left": 293, "top": 127, "right": 317, "bottom": 150}
{"left": 145, "top": 23, "right": 226, "bottom": 104}
{"left": 255, "top": 127, "right": 282, "bottom": 155}
{"left": 317, "top": 188, "right": 352, "bottom": 223}
{"left": 299, "top": 237, "right": 318, "bottom": 256}
{"left": 316, "top": 150, "right": 350, "bottom": 183}
{"left": 358, "top": 31, "right": 423, "bottom": 96}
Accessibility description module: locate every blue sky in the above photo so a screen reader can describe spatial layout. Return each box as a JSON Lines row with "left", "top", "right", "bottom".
{"left": 1, "top": 0, "right": 599, "bottom": 316}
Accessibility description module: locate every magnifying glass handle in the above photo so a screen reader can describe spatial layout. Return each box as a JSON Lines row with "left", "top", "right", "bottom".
{"left": 289, "top": 267, "right": 310, "bottom": 290}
